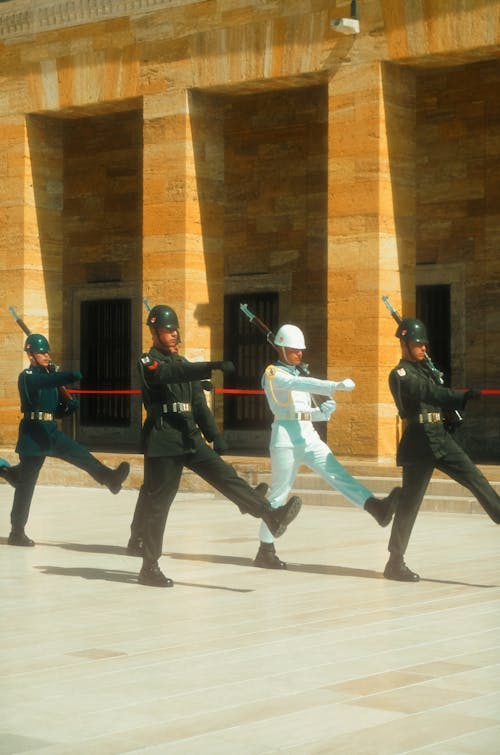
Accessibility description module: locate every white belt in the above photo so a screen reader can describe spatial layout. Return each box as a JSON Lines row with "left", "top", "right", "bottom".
{"left": 162, "top": 402, "right": 191, "bottom": 414}
{"left": 274, "top": 411, "right": 312, "bottom": 421}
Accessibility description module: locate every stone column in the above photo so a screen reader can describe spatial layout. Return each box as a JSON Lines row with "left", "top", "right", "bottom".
{"left": 326, "top": 61, "right": 416, "bottom": 460}
{"left": 0, "top": 112, "right": 64, "bottom": 445}
{"left": 142, "top": 89, "right": 225, "bottom": 365}
{"left": 0, "top": 115, "right": 25, "bottom": 444}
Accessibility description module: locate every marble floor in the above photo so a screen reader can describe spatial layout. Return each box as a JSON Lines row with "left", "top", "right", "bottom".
{"left": 1, "top": 484, "right": 499, "bottom": 754}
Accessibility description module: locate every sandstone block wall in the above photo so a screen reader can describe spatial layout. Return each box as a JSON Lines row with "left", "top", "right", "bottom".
{"left": 0, "top": 0, "right": 498, "bottom": 459}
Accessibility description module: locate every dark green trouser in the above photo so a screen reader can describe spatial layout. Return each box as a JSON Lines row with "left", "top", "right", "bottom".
{"left": 10, "top": 433, "right": 109, "bottom": 530}
{"left": 389, "top": 441, "right": 500, "bottom": 558}
{"left": 141, "top": 445, "right": 271, "bottom": 564}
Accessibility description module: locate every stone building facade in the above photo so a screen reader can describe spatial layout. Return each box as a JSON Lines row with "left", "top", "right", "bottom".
{"left": 0, "top": 0, "right": 498, "bottom": 459}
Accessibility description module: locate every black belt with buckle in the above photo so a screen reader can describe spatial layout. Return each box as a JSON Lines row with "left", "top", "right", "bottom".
{"left": 407, "top": 412, "right": 442, "bottom": 424}
{"left": 26, "top": 411, "right": 55, "bottom": 421}
{"left": 162, "top": 402, "right": 191, "bottom": 414}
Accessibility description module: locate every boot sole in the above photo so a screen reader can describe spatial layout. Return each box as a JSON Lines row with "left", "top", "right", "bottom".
{"left": 109, "top": 462, "right": 131, "bottom": 494}
{"left": 379, "top": 487, "right": 402, "bottom": 527}
{"left": 254, "top": 560, "right": 287, "bottom": 570}
{"left": 138, "top": 575, "right": 174, "bottom": 587}
{"left": 383, "top": 570, "right": 420, "bottom": 582}
{"left": 271, "top": 496, "right": 302, "bottom": 538}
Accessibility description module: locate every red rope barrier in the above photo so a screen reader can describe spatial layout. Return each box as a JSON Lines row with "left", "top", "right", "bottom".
{"left": 70, "top": 388, "right": 265, "bottom": 395}
{"left": 69, "top": 388, "right": 500, "bottom": 396}
{"left": 71, "top": 389, "right": 140, "bottom": 394}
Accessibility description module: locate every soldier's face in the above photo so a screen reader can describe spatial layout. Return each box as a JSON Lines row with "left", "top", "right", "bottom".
{"left": 407, "top": 340, "right": 427, "bottom": 362}
{"left": 153, "top": 326, "right": 179, "bottom": 353}
{"left": 282, "top": 346, "right": 303, "bottom": 366}
{"left": 29, "top": 351, "right": 51, "bottom": 368}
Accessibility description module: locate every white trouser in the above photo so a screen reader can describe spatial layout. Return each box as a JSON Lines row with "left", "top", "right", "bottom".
{"left": 259, "top": 434, "right": 373, "bottom": 543}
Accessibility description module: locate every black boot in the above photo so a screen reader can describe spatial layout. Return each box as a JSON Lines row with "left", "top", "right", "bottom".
{"left": 262, "top": 496, "right": 302, "bottom": 538}
{"left": 126, "top": 536, "right": 144, "bottom": 556}
{"left": 384, "top": 554, "right": 420, "bottom": 582}
{"left": 103, "top": 462, "right": 130, "bottom": 494}
{"left": 364, "top": 487, "right": 401, "bottom": 527}
{"left": 138, "top": 561, "right": 174, "bottom": 587}
{"left": 254, "top": 542, "right": 287, "bottom": 569}
{"left": 8, "top": 529, "right": 35, "bottom": 547}
{"left": 0, "top": 463, "right": 20, "bottom": 488}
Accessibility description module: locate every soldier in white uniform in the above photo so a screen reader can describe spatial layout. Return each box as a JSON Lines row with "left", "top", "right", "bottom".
{"left": 254, "top": 323, "right": 401, "bottom": 568}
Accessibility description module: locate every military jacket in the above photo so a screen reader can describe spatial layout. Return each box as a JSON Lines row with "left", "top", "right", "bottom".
{"left": 138, "top": 347, "right": 219, "bottom": 457}
{"left": 389, "top": 358, "right": 466, "bottom": 464}
{"left": 16, "top": 366, "right": 79, "bottom": 456}
{"left": 262, "top": 361, "right": 333, "bottom": 448}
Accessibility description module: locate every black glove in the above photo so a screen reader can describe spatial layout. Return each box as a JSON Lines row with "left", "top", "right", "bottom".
{"left": 200, "top": 380, "right": 213, "bottom": 392}
{"left": 213, "top": 434, "right": 229, "bottom": 454}
{"left": 210, "top": 361, "right": 235, "bottom": 375}
{"left": 69, "top": 370, "right": 83, "bottom": 382}
{"left": 463, "top": 389, "right": 481, "bottom": 406}
{"left": 65, "top": 397, "right": 80, "bottom": 414}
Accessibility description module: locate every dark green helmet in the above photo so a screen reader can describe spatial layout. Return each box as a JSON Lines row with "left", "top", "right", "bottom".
{"left": 147, "top": 305, "right": 181, "bottom": 340}
{"left": 24, "top": 333, "right": 51, "bottom": 353}
{"left": 395, "top": 318, "right": 429, "bottom": 345}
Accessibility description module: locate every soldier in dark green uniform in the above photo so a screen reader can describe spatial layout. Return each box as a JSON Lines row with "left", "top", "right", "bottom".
{"left": 126, "top": 380, "right": 224, "bottom": 556}
{"left": 135, "top": 304, "right": 302, "bottom": 588}
{"left": 385, "top": 317, "right": 500, "bottom": 582}
{"left": 5, "top": 333, "right": 130, "bottom": 547}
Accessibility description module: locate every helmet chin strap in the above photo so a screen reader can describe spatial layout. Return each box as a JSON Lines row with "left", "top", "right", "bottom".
{"left": 279, "top": 346, "right": 291, "bottom": 365}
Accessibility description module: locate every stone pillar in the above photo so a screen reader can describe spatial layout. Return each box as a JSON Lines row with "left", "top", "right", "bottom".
{"left": 0, "top": 115, "right": 26, "bottom": 444}
{"left": 326, "top": 62, "right": 416, "bottom": 460}
{"left": 0, "top": 113, "right": 64, "bottom": 445}
{"left": 142, "top": 90, "right": 224, "bottom": 364}
{"left": 25, "top": 114, "right": 64, "bottom": 352}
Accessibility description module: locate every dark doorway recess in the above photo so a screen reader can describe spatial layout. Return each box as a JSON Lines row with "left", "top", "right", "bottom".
{"left": 417, "top": 284, "right": 451, "bottom": 385}
{"left": 80, "top": 299, "right": 131, "bottom": 427}
{"left": 223, "top": 292, "right": 278, "bottom": 429}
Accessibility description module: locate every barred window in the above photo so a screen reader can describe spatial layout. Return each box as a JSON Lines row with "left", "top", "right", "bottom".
{"left": 79, "top": 299, "right": 131, "bottom": 426}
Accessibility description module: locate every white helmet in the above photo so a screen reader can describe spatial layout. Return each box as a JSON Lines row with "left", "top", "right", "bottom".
{"left": 274, "top": 324, "right": 306, "bottom": 350}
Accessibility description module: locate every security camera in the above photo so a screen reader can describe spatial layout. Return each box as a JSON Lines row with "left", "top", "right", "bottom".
{"left": 330, "top": 17, "right": 360, "bottom": 35}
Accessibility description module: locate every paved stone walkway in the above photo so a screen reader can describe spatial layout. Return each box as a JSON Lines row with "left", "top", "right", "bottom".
{"left": 1, "top": 483, "right": 499, "bottom": 754}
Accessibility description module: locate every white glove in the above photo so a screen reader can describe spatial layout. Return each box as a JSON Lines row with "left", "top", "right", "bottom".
{"left": 331, "top": 378, "right": 355, "bottom": 392}
{"left": 320, "top": 399, "right": 337, "bottom": 419}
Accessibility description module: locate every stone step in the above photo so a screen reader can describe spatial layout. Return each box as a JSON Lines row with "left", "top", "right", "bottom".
{"left": 255, "top": 471, "right": 500, "bottom": 498}
{"left": 0, "top": 449, "right": 498, "bottom": 516}
{"left": 277, "top": 488, "right": 487, "bottom": 516}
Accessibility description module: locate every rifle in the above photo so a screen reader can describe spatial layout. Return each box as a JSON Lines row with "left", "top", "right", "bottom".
{"left": 381, "top": 295, "right": 463, "bottom": 428}
{"left": 9, "top": 306, "right": 74, "bottom": 405}
{"left": 239, "top": 303, "right": 311, "bottom": 376}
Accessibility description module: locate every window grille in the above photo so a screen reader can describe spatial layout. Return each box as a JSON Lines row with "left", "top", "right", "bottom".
{"left": 80, "top": 299, "right": 131, "bottom": 426}
{"left": 223, "top": 292, "right": 278, "bottom": 429}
